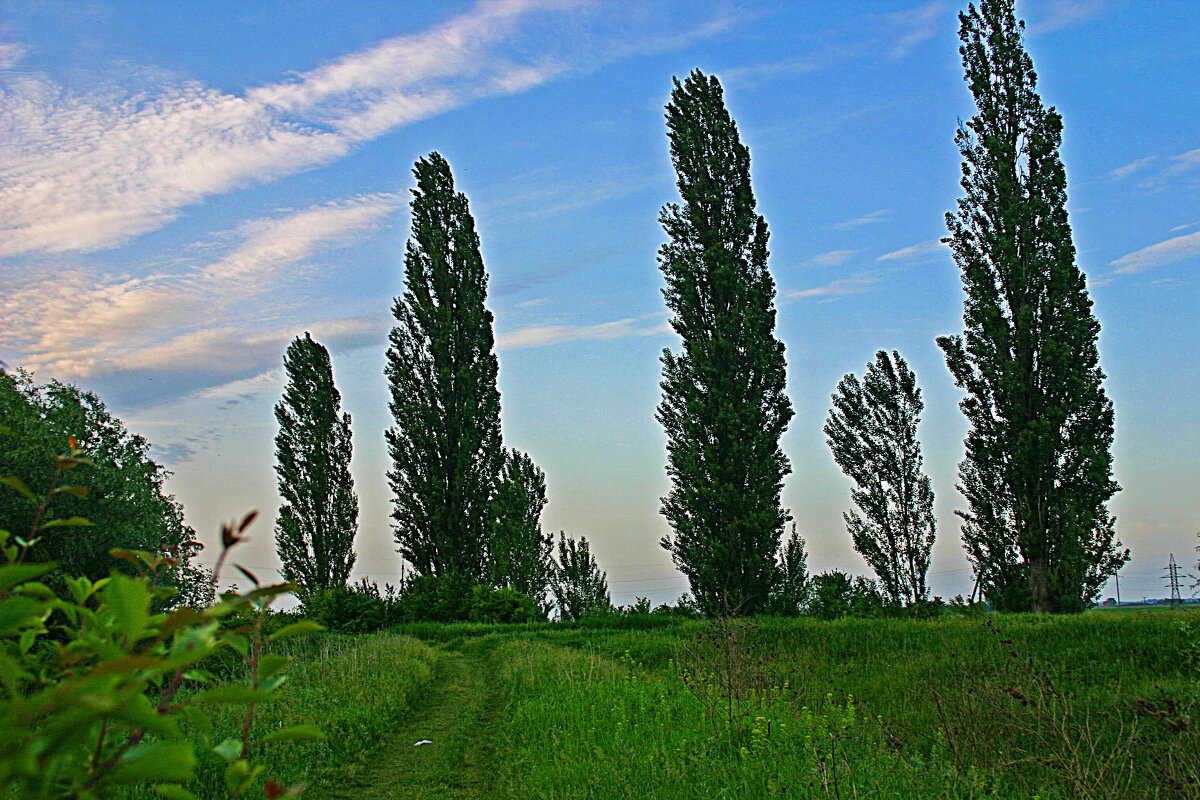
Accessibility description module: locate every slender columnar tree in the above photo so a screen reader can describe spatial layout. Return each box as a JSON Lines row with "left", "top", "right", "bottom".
{"left": 824, "top": 350, "right": 936, "bottom": 606}
{"left": 387, "top": 153, "right": 503, "bottom": 581}
{"left": 657, "top": 69, "right": 794, "bottom": 617}
{"left": 939, "top": 0, "right": 1126, "bottom": 612}
{"left": 274, "top": 332, "right": 358, "bottom": 598}
{"left": 489, "top": 448, "right": 553, "bottom": 606}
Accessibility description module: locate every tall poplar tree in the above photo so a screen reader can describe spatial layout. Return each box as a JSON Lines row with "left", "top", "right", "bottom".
{"left": 939, "top": 0, "right": 1126, "bottom": 613}
{"left": 274, "top": 332, "right": 358, "bottom": 598}
{"left": 824, "top": 350, "right": 935, "bottom": 606}
{"left": 387, "top": 152, "right": 503, "bottom": 581}
{"left": 657, "top": 69, "right": 793, "bottom": 617}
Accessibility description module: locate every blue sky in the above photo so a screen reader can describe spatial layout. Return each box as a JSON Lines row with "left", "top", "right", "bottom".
{"left": 2, "top": 0, "right": 1197, "bottom": 605}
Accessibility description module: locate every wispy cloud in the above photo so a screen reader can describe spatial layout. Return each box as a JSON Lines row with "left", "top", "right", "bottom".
{"left": 2, "top": 193, "right": 400, "bottom": 383}
{"left": 1026, "top": 0, "right": 1112, "bottom": 35}
{"left": 788, "top": 275, "right": 880, "bottom": 301}
{"left": 1110, "top": 230, "right": 1200, "bottom": 275}
{"left": 0, "top": 1, "right": 580, "bottom": 257}
{"left": 877, "top": 239, "right": 945, "bottom": 261}
{"left": 1109, "top": 155, "right": 1156, "bottom": 180}
{"left": 497, "top": 316, "right": 669, "bottom": 349}
{"left": 804, "top": 249, "right": 859, "bottom": 268}
{"left": 885, "top": 2, "right": 948, "bottom": 58}
{"left": 830, "top": 209, "right": 890, "bottom": 230}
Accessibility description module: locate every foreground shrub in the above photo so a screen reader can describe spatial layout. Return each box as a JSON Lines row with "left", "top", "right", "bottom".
{"left": 1, "top": 438, "right": 321, "bottom": 799}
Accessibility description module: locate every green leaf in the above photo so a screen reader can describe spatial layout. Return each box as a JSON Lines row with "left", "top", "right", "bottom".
{"left": 106, "top": 742, "right": 196, "bottom": 784}
{"left": 0, "top": 475, "right": 37, "bottom": 503}
{"left": 260, "top": 724, "right": 325, "bottom": 744}
{"left": 257, "top": 653, "right": 292, "bottom": 681}
{"left": 212, "top": 737, "right": 243, "bottom": 762}
{"left": 0, "top": 562, "right": 56, "bottom": 592}
{"left": 0, "top": 595, "right": 48, "bottom": 634}
{"left": 224, "top": 759, "right": 251, "bottom": 794}
{"left": 154, "top": 785, "right": 200, "bottom": 800}
{"left": 41, "top": 516, "right": 96, "bottom": 529}
{"left": 52, "top": 484, "right": 88, "bottom": 499}
{"left": 103, "top": 572, "right": 151, "bottom": 640}
{"left": 267, "top": 620, "right": 324, "bottom": 641}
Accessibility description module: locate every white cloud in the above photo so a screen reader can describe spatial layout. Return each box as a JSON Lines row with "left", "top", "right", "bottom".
{"left": 2, "top": 193, "right": 400, "bottom": 380}
{"left": 497, "top": 316, "right": 669, "bottom": 349}
{"left": 0, "top": 41, "right": 27, "bottom": 69}
{"left": 804, "top": 249, "right": 859, "bottom": 268}
{"left": 1165, "top": 147, "right": 1200, "bottom": 176}
{"left": 877, "top": 239, "right": 945, "bottom": 261}
{"left": 1110, "top": 230, "right": 1200, "bottom": 275}
{"left": 1109, "top": 155, "right": 1155, "bottom": 180}
{"left": 886, "top": 2, "right": 948, "bottom": 58}
{"left": 788, "top": 276, "right": 879, "bottom": 301}
{"left": 830, "top": 209, "right": 890, "bottom": 230}
{"left": 1025, "top": 0, "right": 1111, "bottom": 35}
{"left": 0, "top": 1, "right": 579, "bottom": 258}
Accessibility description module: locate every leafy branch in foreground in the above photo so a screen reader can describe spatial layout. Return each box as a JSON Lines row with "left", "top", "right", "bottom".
{"left": 0, "top": 435, "right": 323, "bottom": 800}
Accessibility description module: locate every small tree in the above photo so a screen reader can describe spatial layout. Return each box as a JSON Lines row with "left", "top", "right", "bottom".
{"left": 387, "top": 153, "right": 503, "bottom": 581}
{"left": 488, "top": 448, "right": 553, "bottom": 608}
{"left": 274, "top": 332, "right": 358, "bottom": 599}
{"left": 769, "top": 524, "right": 810, "bottom": 615}
{"left": 657, "top": 69, "right": 794, "bottom": 617}
{"left": 551, "top": 532, "right": 610, "bottom": 621}
{"left": 824, "top": 350, "right": 936, "bottom": 606}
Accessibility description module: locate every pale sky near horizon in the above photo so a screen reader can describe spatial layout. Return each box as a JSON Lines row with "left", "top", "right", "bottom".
{"left": 2, "top": 1, "right": 1197, "bottom": 606}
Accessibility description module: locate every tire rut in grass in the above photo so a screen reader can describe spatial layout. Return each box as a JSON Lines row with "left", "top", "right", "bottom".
{"left": 314, "top": 646, "right": 502, "bottom": 800}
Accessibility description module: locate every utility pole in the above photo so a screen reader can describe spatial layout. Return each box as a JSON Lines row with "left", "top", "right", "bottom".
{"left": 1165, "top": 554, "right": 1182, "bottom": 608}
{"left": 1114, "top": 571, "right": 1120, "bottom": 606}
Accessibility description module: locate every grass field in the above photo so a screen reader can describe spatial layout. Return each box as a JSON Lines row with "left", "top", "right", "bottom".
{"left": 160, "top": 612, "right": 1199, "bottom": 799}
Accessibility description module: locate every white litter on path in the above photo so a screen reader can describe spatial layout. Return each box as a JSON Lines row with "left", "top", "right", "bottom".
{"left": 414, "top": 740, "right": 433, "bottom": 747}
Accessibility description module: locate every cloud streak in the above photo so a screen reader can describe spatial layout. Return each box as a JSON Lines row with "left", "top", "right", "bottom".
{"left": 877, "top": 239, "right": 946, "bottom": 261}
{"left": 1110, "top": 230, "right": 1200, "bottom": 275}
{"left": 0, "top": 0, "right": 577, "bottom": 258}
{"left": 788, "top": 275, "right": 880, "bottom": 301}
{"left": 497, "top": 316, "right": 669, "bottom": 350}
{"left": 2, "top": 194, "right": 400, "bottom": 382}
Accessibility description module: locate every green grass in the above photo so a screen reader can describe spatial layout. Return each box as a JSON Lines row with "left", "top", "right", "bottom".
{"left": 125, "top": 613, "right": 1198, "bottom": 799}
{"left": 481, "top": 613, "right": 1198, "bottom": 799}
{"left": 121, "top": 632, "right": 440, "bottom": 799}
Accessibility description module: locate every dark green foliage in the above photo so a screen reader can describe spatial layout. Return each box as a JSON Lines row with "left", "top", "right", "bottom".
{"left": 387, "top": 152, "right": 503, "bottom": 581}
{"left": 656, "top": 69, "right": 794, "bottom": 618}
{"left": 390, "top": 573, "right": 543, "bottom": 624}
{"left": 824, "top": 350, "right": 936, "bottom": 606}
{"left": 396, "top": 572, "right": 476, "bottom": 623}
{"left": 274, "top": 332, "right": 358, "bottom": 599}
{"left": 302, "top": 579, "right": 397, "bottom": 633}
{"left": 808, "top": 570, "right": 885, "bottom": 619}
{"left": 0, "top": 369, "right": 203, "bottom": 597}
{"left": 939, "top": 0, "right": 1125, "bottom": 612}
{"left": 768, "top": 525, "right": 810, "bottom": 616}
{"left": 551, "top": 532, "right": 610, "bottom": 621}
{"left": 469, "top": 585, "right": 544, "bottom": 624}
{"left": 488, "top": 448, "right": 553, "bottom": 608}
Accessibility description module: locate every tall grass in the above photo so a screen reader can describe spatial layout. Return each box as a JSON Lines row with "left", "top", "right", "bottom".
{"left": 122, "top": 632, "right": 439, "bottom": 799}
{"left": 487, "top": 613, "right": 1198, "bottom": 798}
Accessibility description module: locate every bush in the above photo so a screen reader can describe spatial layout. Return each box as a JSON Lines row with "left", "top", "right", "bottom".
{"left": 470, "top": 585, "right": 544, "bottom": 623}
{"left": 1, "top": 436, "right": 320, "bottom": 799}
{"left": 808, "top": 570, "right": 888, "bottom": 619}
{"left": 303, "top": 580, "right": 398, "bottom": 633}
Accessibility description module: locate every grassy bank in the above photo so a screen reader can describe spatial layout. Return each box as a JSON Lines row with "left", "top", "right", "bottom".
{"left": 485, "top": 613, "right": 1197, "bottom": 798}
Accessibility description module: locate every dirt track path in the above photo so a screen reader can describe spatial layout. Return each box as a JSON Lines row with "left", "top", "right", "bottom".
{"left": 314, "top": 645, "right": 502, "bottom": 800}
